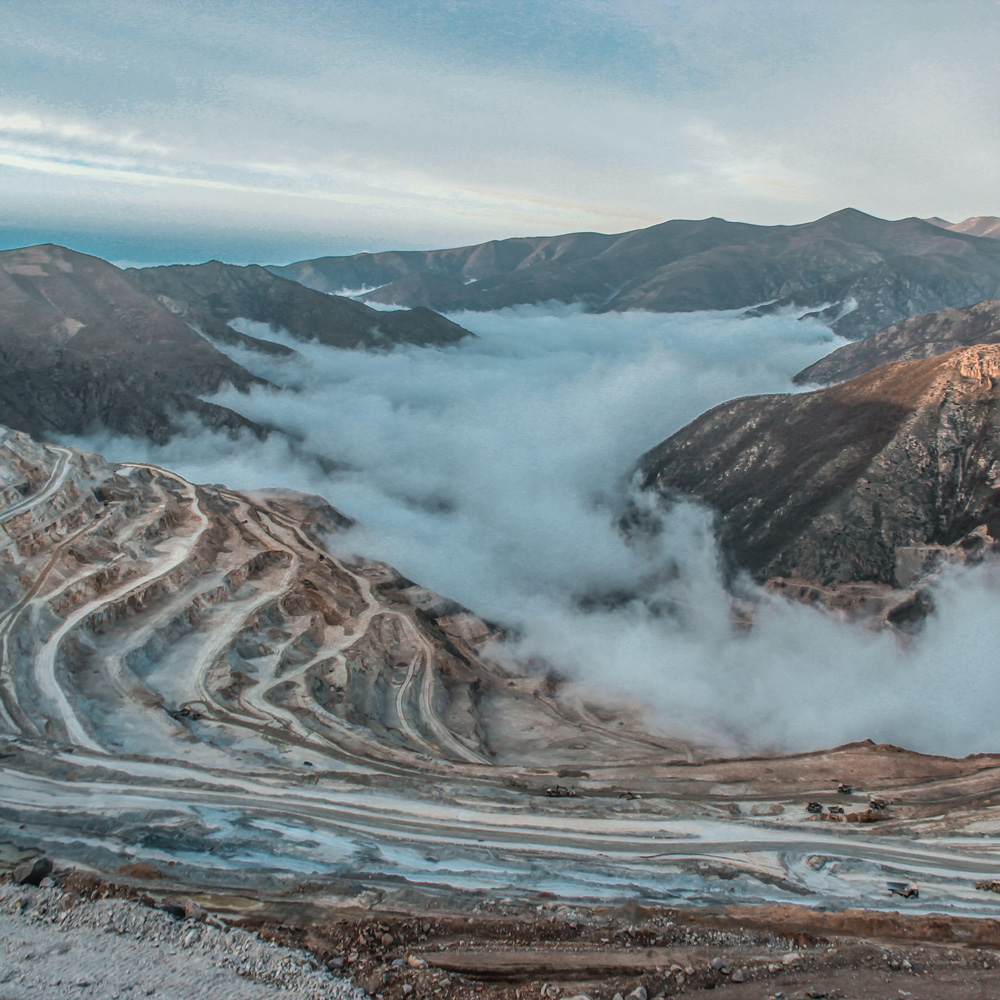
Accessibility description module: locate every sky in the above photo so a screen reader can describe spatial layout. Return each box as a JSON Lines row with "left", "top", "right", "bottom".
{"left": 2, "top": 0, "right": 998, "bottom": 265}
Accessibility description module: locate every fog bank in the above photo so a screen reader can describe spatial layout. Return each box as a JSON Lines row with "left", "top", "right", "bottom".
{"left": 67, "top": 305, "right": 1000, "bottom": 756}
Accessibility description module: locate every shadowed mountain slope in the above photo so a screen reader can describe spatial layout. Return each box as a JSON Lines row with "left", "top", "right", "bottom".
{"left": 0, "top": 341, "right": 264, "bottom": 444}
{"left": 128, "top": 260, "right": 473, "bottom": 350}
{"left": 0, "top": 246, "right": 472, "bottom": 446}
{"left": 0, "top": 245, "right": 267, "bottom": 442}
{"left": 271, "top": 210, "right": 1000, "bottom": 338}
{"left": 796, "top": 299, "right": 1000, "bottom": 386}
{"left": 637, "top": 345, "right": 1000, "bottom": 589}
{"left": 0, "top": 245, "right": 259, "bottom": 392}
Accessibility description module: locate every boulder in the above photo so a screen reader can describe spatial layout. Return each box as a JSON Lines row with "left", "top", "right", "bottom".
{"left": 12, "top": 856, "right": 52, "bottom": 886}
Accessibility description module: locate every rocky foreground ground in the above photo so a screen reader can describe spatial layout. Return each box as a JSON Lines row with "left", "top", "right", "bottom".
{"left": 0, "top": 879, "right": 364, "bottom": 1000}
{"left": 6, "top": 864, "right": 1000, "bottom": 1000}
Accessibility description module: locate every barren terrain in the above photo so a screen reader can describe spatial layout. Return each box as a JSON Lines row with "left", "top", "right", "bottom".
{"left": 3, "top": 427, "right": 1000, "bottom": 995}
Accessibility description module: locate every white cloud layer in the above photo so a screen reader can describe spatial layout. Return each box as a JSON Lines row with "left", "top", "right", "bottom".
{"left": 66, "top": 306, "right": 1000, "bottom": 757}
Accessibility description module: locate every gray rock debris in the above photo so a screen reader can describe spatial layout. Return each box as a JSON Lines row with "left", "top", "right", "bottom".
{"left": 0, "top": 882, "right": 367, "bottom": 1000}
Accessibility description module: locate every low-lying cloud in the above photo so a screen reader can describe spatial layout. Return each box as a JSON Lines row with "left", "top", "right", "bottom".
{"left": 67, "top": 305, "right": 1000, "bottom": 757}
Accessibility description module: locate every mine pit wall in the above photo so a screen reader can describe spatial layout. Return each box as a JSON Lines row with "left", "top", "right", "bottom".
{"left": 45, "top": 537, "right": 297, "bottom": 744}
{"left": 0, "top": 433, "right": 64, "bottom": 489}
{"left": 4, "top": 480, "right": 102, "bottom": 558}
{"left": 14, "top": 428, "right": 960, "bottom": 918}
{"left": 0, "top": 430, "right": 498, "bottom": 763}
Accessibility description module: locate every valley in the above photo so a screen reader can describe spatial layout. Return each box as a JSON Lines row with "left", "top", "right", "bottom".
{"left": 4, "top": 225, "right": 1000, "bottom": 998}
{"left": 6, "top": 3, "right": 1000, "bottom": 994}
{"left": 5, "top": 427, "right": 1000, "bottom": 999}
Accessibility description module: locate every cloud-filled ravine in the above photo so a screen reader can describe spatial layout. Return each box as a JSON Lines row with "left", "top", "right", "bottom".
{"left": 67, "top": 305, "right": 1000, "bottom": 757}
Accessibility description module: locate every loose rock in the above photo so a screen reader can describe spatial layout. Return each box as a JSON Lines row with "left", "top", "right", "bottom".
{"left": 12, "top": 857, "right": 53, "bottom": 887}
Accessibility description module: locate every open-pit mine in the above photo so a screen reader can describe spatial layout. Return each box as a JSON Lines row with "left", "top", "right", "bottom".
{"left": 5, "top": 425, "right": 1000, "bottom": 995}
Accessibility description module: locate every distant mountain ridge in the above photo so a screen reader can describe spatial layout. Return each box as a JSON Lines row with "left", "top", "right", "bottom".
{"left": 925, "top": 216, "right": 1000, "bottom": 239}
{"left": 270, "top": 208, "right": 1000, "bottom": 339}
{"left": 0, "top": 244, "right": 473, "bottom": 445}
{"left": 127, "top": 260, "right": 471, "bottom": 351}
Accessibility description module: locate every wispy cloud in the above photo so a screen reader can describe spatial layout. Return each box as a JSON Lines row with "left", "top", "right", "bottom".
{"left": 0, "top": 111, "right": 172, "bottom": 156}
{"left": 1, "top": 1, "right": 997, "bottom": 260}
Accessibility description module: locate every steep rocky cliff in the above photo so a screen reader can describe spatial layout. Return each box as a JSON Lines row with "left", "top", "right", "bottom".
{"left": 637, "top": 345, "right": 1000, "bottom": 592}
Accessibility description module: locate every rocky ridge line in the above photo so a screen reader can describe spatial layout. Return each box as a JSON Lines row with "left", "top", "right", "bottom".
{"left": 270, "top": 209, "right": 1000, "bottom": 339}
{"left": 795, "top": 298, "right": 1000, "bottom": 386}
{"left": 636, "top": 343, "right": 1000, "bottom": 608}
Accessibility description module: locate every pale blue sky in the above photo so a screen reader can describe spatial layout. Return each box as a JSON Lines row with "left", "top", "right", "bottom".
{"left": 1, "top": 0, "right": 998, "bottom": 264}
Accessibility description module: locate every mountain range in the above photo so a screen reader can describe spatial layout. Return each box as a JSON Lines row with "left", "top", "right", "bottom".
{"left": 271, "top": 208, "right": 1000, "bottom": 339}
{"left": 5, "top": 215, "right": 1000, "bottom": 617}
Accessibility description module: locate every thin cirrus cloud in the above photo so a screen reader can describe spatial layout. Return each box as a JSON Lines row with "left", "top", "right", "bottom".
{"left": 0, "top": 111, "right": 172, "bottom": 156}
{"left": 0, "top": 1, "right": 997, "bottom": 263}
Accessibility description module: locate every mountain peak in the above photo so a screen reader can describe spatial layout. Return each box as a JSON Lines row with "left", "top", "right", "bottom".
{"left": 923, "top": 215, "right": 1000, "bottom": 239}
